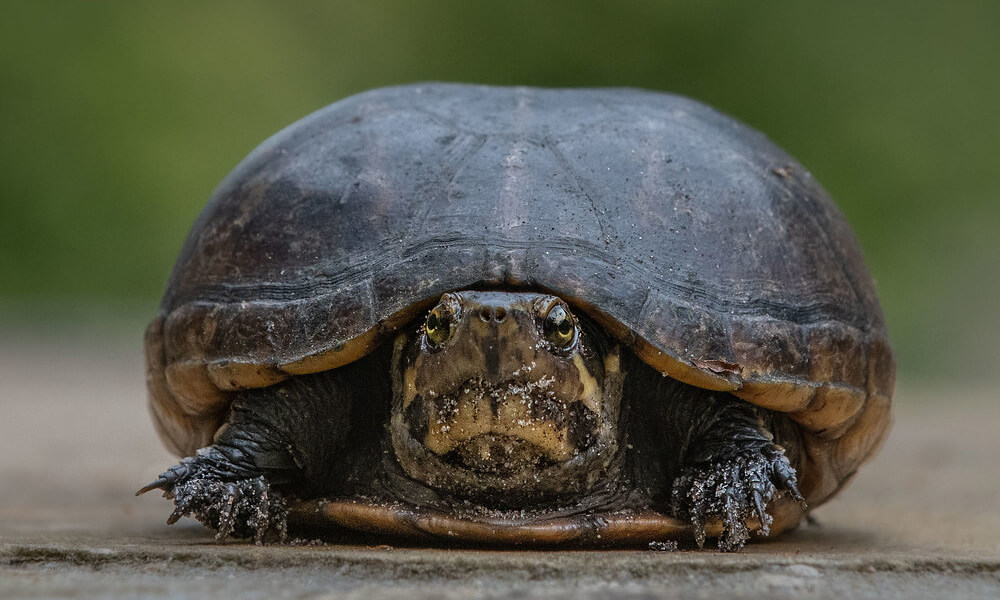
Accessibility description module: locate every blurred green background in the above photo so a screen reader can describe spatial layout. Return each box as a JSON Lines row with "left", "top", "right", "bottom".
{"left": 1, "top": 1, "right": 996, "bottom": 383}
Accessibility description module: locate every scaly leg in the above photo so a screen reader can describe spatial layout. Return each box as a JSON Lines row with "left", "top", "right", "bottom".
{"left": 138, "top": 367, "right": 358, "bottom": 542}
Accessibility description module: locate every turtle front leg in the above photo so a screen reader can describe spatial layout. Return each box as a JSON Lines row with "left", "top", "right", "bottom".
{"left": 138, "top": 368, "right": 357, "bottom": 542}
{"left": 667, "top": 394, "right": 803, "bottom": 551}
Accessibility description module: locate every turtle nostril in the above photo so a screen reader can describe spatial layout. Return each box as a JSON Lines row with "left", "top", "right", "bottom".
{"left": 494, "top": 307, "right": 506, "bottom": 322}
{"left": 479, "top": 307, "right": 494, "bottom": 322}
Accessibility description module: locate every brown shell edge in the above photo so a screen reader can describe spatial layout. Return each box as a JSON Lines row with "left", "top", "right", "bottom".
{"left": 285, "top": 497, "right": 806, "bottom": 546}
{"left": 145, "top": 315, "right": 218, "bottom": 456}
{"left": 144, "top": 299, "right": 433, "bottom": 456}
{"left": 145, "top": 300, "right": 894, "bottom": 516}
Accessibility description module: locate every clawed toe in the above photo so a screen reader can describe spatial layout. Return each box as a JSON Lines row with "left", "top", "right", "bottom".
{"left": 136, "top": 459, "right": 198, "bottom": 496}
{"left": 136, "top": 477, "right": 171, "bottom": 496}
{"left": 166, "top": 505, "right": 185, "bottom": 525}
{"left": 671, "top": 446, "right": 803, "bottom": 552}
{"left": 750, "top": 489, "right": 770, "bottom": 535}
{"left": 140, "top": 457, "right": 288, "bottom": 542}
{"left": 216, "top": 482, "right": 243, "bottom": 539}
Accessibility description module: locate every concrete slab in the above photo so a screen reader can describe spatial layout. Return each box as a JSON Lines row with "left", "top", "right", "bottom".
{"left": 1, "top": 334, "right": 998, "bottom": 598}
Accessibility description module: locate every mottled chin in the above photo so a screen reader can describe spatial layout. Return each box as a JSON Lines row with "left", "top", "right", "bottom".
{"left": 389, "top": 326, "right": 625, "bottom": 504}
{"left": 447, "top": 433, "right": 552, "bottom": 476}
{"left": 413, "top": 377, "right": 600, "bottom": 463}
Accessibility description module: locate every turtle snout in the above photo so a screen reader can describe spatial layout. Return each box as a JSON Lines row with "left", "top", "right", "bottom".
{"left": 477, "top": 305, "right": 507, "bottom": 323}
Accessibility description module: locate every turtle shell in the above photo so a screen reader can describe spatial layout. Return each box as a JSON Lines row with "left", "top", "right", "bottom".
{"left": 146, "top": 83, "right": 894, "bottom": 520}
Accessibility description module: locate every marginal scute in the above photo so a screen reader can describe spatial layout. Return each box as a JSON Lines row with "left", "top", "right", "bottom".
{"left": 868, "top": 337, "right": 897, "bottom": 398}
{"left": 147, "top": 396, "right": 191, "bottom": 457}
{"left": 791, "top": 385, "right": 866, "bottom": 434}
{"left": 833, "top": 391, "right": 893, "bottom": 479}
{"left": 278, "top": 326, "right": 380, "bottom": 376}
{"left": 733, "top": 380, "right": 816, "bottom": 413}
{"left": 639, "top": 299, "right": 735, "bottom": 368}
{"left": 807, "top": 324, "right": 867, "bottom": 389}
{"left": 161, "top": 303, "right": 215, "bottom": 366}
{"left": 145, "top": 316, "right": 221, "bottom": 455}
{"left": 795, "top": 436, "right": 840, "bottom": 503}
{"left": 633, "top": 345, "right": 740, "bottom": 392}
{"left": 206, "top": 361, "right": 289, "bottom": 391}
{"left": 144, "top": 316, "right": 187, "bottom": 456}
{"left": 730, "top": 319, "right": 808, "bottom": 379}
{"left": 164, "top": 362, "right": 229, "bottom": 416}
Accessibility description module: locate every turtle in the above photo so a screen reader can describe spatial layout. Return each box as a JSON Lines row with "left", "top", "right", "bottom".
{"left": 139, "top": 83, "right": 894, "bottom": 551}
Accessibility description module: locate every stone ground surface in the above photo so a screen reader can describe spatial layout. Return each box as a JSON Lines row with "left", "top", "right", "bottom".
{"left": 1, "top": 332, "right": 998, "bottom": 599}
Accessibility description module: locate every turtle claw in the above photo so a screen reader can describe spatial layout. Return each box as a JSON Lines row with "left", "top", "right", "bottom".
{"left": 140, "top": 451, "right": 288, "bottom": 543}
{"left": 166, "top": 507, "right": 185, "bottom": 525}
{"left": 136, "top": 478, "right": 169, "bottom": 496}
{"left": 216, "top": 483, "right": 239, "bottom": 538}
{"left": 750, "top": 489, "right": 768, "bottom": 533}
{"left": 769, "top": 451, "right": 805, "bottom": 505}
{"left": 136, "top": 458, "right": 199, "bottom": 496}
{"left": 671, "top": 445, "right": 803, "bottom": 552}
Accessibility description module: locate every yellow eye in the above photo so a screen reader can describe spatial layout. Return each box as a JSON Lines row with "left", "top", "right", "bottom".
{"left": 425, "top": 306, "right": 452, "bottom": 346}
{"left": 543, "top": 304, "right": 576, "bottom": 348}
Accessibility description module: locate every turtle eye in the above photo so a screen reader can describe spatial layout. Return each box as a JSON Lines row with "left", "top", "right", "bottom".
{"left": 543, "top": 304, "right": 576, "bottom": 349}
{"left": 425, "top": 306, "right": 453, "bottom": 346}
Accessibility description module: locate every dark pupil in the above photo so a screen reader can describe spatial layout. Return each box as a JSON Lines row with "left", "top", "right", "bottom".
{"left": 547, "top": 306, "right": 572, "bottom": 339}
{"left": 427, "top": 312, "right": 440, "bottom": 331}
{"left": 557, "top": 318, "right": 572, "bottom": 335}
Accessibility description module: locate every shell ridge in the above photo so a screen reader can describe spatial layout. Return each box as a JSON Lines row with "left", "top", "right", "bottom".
{"left": 166, "top": 236, "right": 870, "bottom": 327}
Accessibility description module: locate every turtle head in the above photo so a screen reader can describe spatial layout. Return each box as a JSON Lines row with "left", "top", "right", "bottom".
{"left": 389, "top": 290, "right": 624, "bottom": 502}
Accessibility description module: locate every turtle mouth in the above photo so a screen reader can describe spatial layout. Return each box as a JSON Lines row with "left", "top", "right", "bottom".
{"left": 390, "top": 376, "right": 614, "bottom": 502}
{"left": 445, "top": 433, "right": 555, "bottom": 476}
{"left": 408, "top": 377, "right": 599, "bottom": 466}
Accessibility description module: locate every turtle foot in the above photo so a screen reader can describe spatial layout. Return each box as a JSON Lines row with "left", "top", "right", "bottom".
{"left": 138, "top": 450, "right": 288, "bottom": 543}
{"left": 670, "top": 445, "right": 803, "bottom": 552}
